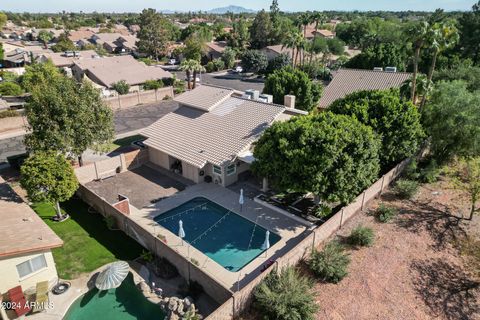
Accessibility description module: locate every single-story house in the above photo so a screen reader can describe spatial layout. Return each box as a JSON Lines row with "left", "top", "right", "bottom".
{"left": 0, "top": 177, "right": 63, "bottom": 296}
{"left": 36, "top": 50, "right": 98, "bottom": 68}
{"left": 205, "top": 41, "right": 227, "bottom": 61}
{"left": 141, "top": 84, "right": 305, "bottom": 187}
{"left": 318, "top": 68, "right": 412, "bottom": 108}
{"left": 313, "top": 29, "right": 335, "bottom": 39}
{"left": 29, "top": 28, "right": 64, "bottom": 42}
{"left": 90, "top": 33, "right": 138, "bottom": 54}
{"left": 68, "top": 29, "right": 96, "bottom": 46}
{"left": 72, "top": 55, "right": 173, "bottom": 93}
{"left": 261, "top": 44, "right": 293, "bottom": 61}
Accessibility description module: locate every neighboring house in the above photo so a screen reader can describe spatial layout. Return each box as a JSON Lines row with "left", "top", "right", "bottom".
{"left": 0, "top": 177, "right": 63, "bottom": 295}
{"left": 72, "top": 55, "right": 173, "bottom": 94}
{"left": 90, "top": 33, "right": 138, "bottom": 54}
{"left": 29, "top": 28, "right": 64, "bottom": 41}
{"left": 205, "top": 41, "right": 227, "bottom": 60}
{"left": 318, "top": 68, "right": 412, "bottom": 108}
{"left": 2, "top": 49, "right": 26, "bottom": 68}
{"left": 68, "top": 29, "right": 95, "bottom": 46}
{"left": 261, "top": 45, "right": 293, "bottom": 61}
{"left": 37, "top": 50, "right": 98, "bottom": 68}
{"left": 314, "top": 29, "right": 335, "bottom": 39}
{"left": 141, "top": 84, "right": 305, "bottom": 187}
{"left": 0, "top": 26, "right": 32, "bottom": 40}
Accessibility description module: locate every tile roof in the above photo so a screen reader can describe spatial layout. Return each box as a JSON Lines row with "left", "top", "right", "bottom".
{"left": 38, "top": 50, "right": 98, "bottom": 67}
{"left": 0, "top": 177, "right": 63, "bottom": 258}
{"left": 141, "top": 85, "right": 286, "bottom": 168}
{"left": 319, "top": 68, "right": 412, "bottom": 108}
{"left": 264, "top": 45, "right": 293, "bottom": 56}
{"left": 68, "top": 29, "right": 95, "bottom": 42}
{"left": 206, "top": 41, "right": 227, "bottom": 54}
{"left": 74, "top": 55, "right": 173, "bottom": 87}
{"left": 173, "top": 85, "right": 234, "bottom": 111}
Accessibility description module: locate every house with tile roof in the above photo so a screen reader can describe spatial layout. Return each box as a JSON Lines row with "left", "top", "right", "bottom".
{"left": 0, "top": 177, "right": 63, "bottom": 295}
{"left": 141, "top": 84, "right": 305, "bottom": 186}
{"left": 72, "top": 55, "right": 173, "bottom": 94}
{"left": 318, "top": 68, "right": 412, "bottom": 108}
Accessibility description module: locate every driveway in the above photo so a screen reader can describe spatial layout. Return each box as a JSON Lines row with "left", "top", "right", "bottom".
{"left": 171, "top": 70, "right": 265, "bottom": 93}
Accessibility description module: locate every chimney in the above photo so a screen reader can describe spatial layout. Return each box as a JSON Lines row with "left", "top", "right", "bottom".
{"left": 284, "top": 95, "right": 296, "bottom": 109}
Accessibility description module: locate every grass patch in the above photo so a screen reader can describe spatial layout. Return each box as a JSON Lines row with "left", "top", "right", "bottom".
{"left": 104, "top": 134, "right": 145, "bottom": 152}
{"left": 32, "top": 198, "right": 143, "bottom": 279}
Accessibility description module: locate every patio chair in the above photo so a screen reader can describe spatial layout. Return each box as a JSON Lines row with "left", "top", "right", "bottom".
{"left": 7, "top": 285, "right": 31, "bottom": 317}
{"left": 33, "top": 281, "right": 49, "bottom": 312}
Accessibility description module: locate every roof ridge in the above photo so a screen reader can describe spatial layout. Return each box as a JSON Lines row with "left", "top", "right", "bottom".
{"left": 198, "top": 83, "right": 235, "bottom": 92}
{"left": 338, "top": 68, "right": 413, "bottom": 75}
{"left": 231, "top": 96, "right": 286, "bottom": 109}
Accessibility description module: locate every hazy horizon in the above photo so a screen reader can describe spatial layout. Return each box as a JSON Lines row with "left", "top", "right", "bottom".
{"left": 0, "top": 0, "right": 475, "bottom": 13}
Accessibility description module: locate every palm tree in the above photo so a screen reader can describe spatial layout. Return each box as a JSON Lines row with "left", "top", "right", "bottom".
{"left": 420, "top": 20, "right": 459, "bottom": 109}
{"left": 191, "top": 62, "right": 206, "bottom": 89}
{"left": 311, "top": 11, "right": 327, "bottom": 38}
{"left": 407, "top": 21, "right": 430, "bottom": 104}
{"left": 282, "top": 32, "right": 304, "bottom": 68}
{"left": 179, "top": 59, "right": 197, "bottom": 90}
{"left": 400, "top": 74, "right": 431, "bottom": 104}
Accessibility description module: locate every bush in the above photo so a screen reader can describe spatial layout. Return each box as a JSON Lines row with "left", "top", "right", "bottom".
{"left": 375, "top": 203, "right": 397, "bottom": 223}
{"left": 348, "top": 226, "right": 375, "bottom": 246}
{"left": 419, "top": 159, "right": 440, "bottom": 183}
{"left": 241, "top": 50, "right": 268, "bottom": 73}
{"left": 314, "top": 204, "right": 332, "bottom": 218}
{"left": 112, "top": 80, "right": 130, "bottom": 95}
{"left": 404, "top": 160, "right": 420, "bottom": 180}
{"left": 205, "top": 61, "right": 216, "bottom": 73}
{"left": 162, "top": 77, "right": 175, "bottom": 86}
{"left": 0, "top": 82, "right": 23, "bottom": 96}
{"left": 266, "top": 53, "right": 291, "bottom": 75}
{"left": 0, "top": 109, "right": 20, "bottom": 119}
{"left": 253, "top": 266, "right": 318, "bottom": 320}
{"left": 222, "top": 47, "right": 237, "bottom": 69}
{"left": 394, "top": 179, "right": 419, "bottom": 199}
{"left": 308, "top": 241, "right": 350, "bottom": 283}
{"left": 143, "top": 79, "right": 163, "bottom": 90}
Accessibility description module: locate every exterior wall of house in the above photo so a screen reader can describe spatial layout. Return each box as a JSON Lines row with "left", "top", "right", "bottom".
{"left": 148, "top": 148, "right": 170, "bottom": 169}
{"left": 182, "top": 161, "right": 200, "bottom": 183}
{"left": 0, "top": 250, "right": 58, "bottom": 295}
{"left": 148, "top": 147, "right": 200, "bottom": 183}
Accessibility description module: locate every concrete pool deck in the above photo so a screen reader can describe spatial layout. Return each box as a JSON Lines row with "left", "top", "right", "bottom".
{"left": 128, "top": 182, "right": 313, "bottom": 291}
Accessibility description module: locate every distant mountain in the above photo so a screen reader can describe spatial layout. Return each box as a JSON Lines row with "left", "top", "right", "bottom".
{"left": 207, "top": 5, "right": 255, "bottom": 14}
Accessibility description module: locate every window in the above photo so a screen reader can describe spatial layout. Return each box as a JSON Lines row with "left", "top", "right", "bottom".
{"left": 226, "top": 164, "right": 236, "bottom": 176}
{"left": 213, "top": 165, "right": 222, "bottom": 175}
{"left": 16, "top": 254, "right": 47, "bottom": 278}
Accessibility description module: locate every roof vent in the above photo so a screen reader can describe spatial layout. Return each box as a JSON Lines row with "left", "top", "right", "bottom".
{"left": 385, "top": 67, "right": 397, "bottom": 73}
{"left": 373, "top": 67, "right": 383, "bottom": 72}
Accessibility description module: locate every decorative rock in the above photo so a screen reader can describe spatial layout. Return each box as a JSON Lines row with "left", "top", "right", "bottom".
{"left": 168, "top": 298, "right": 178, "bottom": 311}
{"left": 183, "top": 296, "right": 193, "bottom": 309}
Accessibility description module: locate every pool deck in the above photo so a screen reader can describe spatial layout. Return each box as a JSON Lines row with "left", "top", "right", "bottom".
{"left": 130, "top": 182, "right": 313, "bottom": 291}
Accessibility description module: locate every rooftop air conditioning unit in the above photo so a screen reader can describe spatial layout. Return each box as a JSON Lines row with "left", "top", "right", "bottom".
{"left": 373, "top": 67, "right": 383, "bottom": 72}
{"left": 244, "top": 89, "right": 260, "bottom": 101}
{"left": 258, "top": 94, "right": 273, "bottom": 103}
{"left": 385, "top": 66, "right": 397, "bottom": 73}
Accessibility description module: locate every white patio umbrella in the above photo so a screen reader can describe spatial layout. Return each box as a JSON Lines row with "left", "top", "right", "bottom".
{"left": 95, "top": 261, "right": 130, "bottom": 290}
{"left": 239, "top": 188, "right": 244, "bottom": 212}
{"left": 178, "top": 220, "right": 186, "bottom": 243}
{"left": 261, "top": 230, "right": 270, "bottom": 250}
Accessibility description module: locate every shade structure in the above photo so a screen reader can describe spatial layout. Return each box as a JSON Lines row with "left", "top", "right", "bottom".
{"left": 261, "top": 230, "right": 270, "bottom": 250}
{"left": 178, "top": 220, "right": 185, "bottom": 239}
{"left": 95, "top": 261, "right": 130, "bottom": 290}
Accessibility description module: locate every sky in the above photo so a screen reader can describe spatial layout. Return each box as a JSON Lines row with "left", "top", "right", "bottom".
{"left": 0, "top": 0, "right": 475, "bottom": 13}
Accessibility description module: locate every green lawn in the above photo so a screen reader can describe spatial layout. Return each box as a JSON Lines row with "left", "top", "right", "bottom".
{"left": 104, "top": 135, "right": 145, "bottom": 152}
{"left": 32, "top": 198, "right": 144, "bottom": 280}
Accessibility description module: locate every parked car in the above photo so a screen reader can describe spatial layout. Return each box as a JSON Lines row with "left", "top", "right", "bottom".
{"left": 234, "top": 66, "right": 243, "bottom": 73}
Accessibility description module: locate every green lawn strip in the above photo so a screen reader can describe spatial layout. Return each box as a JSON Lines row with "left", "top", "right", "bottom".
{"left": 32, "top": 198, "right": 144, "bottom": 279}
{"left": 104, "top": 134, "right": 146, "bottom": 152}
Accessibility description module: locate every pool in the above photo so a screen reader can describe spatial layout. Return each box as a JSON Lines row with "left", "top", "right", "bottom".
{"left": 64, "top": 273, "right": 165, "bottom": 320}
{"left": 154, "top": 197, "right": 281, "bottom": 272}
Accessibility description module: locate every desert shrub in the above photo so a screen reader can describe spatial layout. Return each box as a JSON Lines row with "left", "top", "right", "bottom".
{"left": 348, "top": 225, "right": 375, "bottom": 246}
{"left": 394, "top": 179, "right": 419, "bottom": 199}
{"left": 0, "top": 82, "right": 23, "bottom": 96}
{"left": 375, "top": 203, "right": 397, "bottom": 223}
{"left": 112, "top": 80, "right": 130, "bottom": 95}
{"left": 308, "top": 241, "right": 350, "bottom": 283}
{"left": 419, "top": 159, "right": 440, "bottom": 183}
{"left": 253, "top": 266, "right": 318, "bottom": 320}
{"left": 314, "top": 204, "right": 332, "bottom": 218}
{"left": 404, "top": 160, "right": 420, "bottom": 180}
{"left": 143, "top": 79, "right": 163, "bottom": 90}
{"left": 205, "top": 61, "right": 216, "bottom": 73}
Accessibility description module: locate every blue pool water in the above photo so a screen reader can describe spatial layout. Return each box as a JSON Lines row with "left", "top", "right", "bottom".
{"left": 154, "top": 197, "right": 280, "bottom": 272}
{"left": 64, "top": 273, "right": 165, "bottom": 320}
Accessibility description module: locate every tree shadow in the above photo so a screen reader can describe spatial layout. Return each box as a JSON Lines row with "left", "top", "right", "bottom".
{"left": 411, "top": 258, "right": 480, "bottom": 320}
{"left": 394, "top": 198, "right": 467, "bottom": 250}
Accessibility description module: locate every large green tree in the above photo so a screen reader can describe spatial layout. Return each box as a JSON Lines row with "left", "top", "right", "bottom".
{"left": 329, "top": 89, "right": 424, "bottom": 169}
{"left": 51, "top": 32, "right": 76, "bottom": 52}
{"left": 249, "top": 10, "right": 273, "bottom": 49}
{"left": 423, "top": 81, "right": 480, "bottom": 162}
{"left": 20, "top": 151, "right": 78, "bottom": 220}
{"left": 38, "top": 30, "right": 53, "bottom": 48}
{"left": 345, "top": 41, "right": 408, "bottom": 71}
{"left": 263, "top": 66, "right": 322, "bottom": 111}
{"left": 137, "top": 8, "right": 172, "bottom": 61}
{"left": 22, "top": 60, "right": 60, "bottom": 92}
{"left": 241, "top": 50, "right": 268, "bottom": 73}
{"left": 252, "top": 112, "right": 381, "bottom": 204}
{"left": 24, "top": 66, "right": 114, "bottom": 166}
{"left": 227, "top": 18, "right": 250, "bottom": 49}
{"left": 458, "top": 1, "right": 480, "bottom": 64}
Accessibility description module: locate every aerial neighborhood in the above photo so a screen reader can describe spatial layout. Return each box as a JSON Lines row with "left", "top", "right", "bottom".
{"left": 0, "top": 1, "right": 479, "bottom": 320}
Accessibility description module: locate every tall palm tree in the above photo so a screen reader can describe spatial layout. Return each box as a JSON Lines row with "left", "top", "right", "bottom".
{"left": 282, "top": 32, "right": 304, "bottom": 68}
{"left": 179, "top": 59, "right": 198, "bottom": 90}
{"left": 191, "top": 62, "right": 206, "bottom": 89}
{"left": 407, "top": 21, "right": 430, "bottom": 104}
{"left": 420, "top": 20, "right": 459, "bottom": 110}
{"left": 311, "top": 11, "right": 327, "bottom": 38}
{"left": 400, "top": 74, "right": 431, "bottom": 104}
{"left": 296, "top": 13, "right": 312, "bottom": 38}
